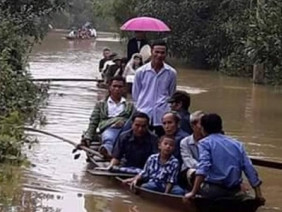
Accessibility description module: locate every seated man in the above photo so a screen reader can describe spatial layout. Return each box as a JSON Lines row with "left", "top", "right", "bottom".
{"left": 162, "top": 112, "right": 189, "bottom": 165}
{"left": 99, "top": 47, "right": 111, "bottom": 73}
{"left": 180, "top": 111, "right": 205, "bottom": 187}
{"left": 82, "top": 76, "right": 135, "bottom": 159}
{"left": 124, "top": 136, "right": 185, "bottom": 195}
{"left": 108, "top": 112, "right": 158, "bottom": 173}
{"left": 185, "top": 113, "right": 265, "bottom": 204}
{"left": 168, "top": 90, "right": 192, "bottom": 134}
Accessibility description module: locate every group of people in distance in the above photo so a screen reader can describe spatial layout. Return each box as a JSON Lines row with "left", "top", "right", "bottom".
{"left": 98, "top": 32, "right": 149, "bottom": 87}
{"left": 80, "top": 39, "right": 265, "bottom": 204}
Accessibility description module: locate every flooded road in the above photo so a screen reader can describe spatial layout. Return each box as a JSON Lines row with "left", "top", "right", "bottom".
{"left": 3, "top": 31, "right": 282, "bottom": 211}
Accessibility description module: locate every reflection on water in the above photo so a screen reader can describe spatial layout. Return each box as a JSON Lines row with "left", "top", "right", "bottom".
{"left": 1, "top": 31, "right": 281, "bottom": 211}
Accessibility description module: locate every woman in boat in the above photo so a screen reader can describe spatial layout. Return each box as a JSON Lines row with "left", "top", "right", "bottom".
{"left": 124, "top": 135, "right": 185, "bottom": 195}
{"left": 123, "top": 53, "right": 143, "bottom": 93}
{"left": 162, "top": 111, "right": 190, "bottom": 165}
{"left": 123, "top": 53, "right": 143, "bottom": 78}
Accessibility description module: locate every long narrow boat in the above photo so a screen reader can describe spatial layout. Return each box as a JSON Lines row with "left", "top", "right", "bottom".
{"left": 86, "top": 143, "right": 263, "bottom": 212}
{"left": 21, "top": 128, "right": 265, "bottom": 212}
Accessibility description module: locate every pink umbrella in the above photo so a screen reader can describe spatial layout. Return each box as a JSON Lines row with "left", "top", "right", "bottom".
{"left": 120, "top": 16, "right": 170, "bottom": 32}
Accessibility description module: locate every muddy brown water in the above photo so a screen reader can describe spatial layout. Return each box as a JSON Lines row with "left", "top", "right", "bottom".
{"left": 1, "top": 31, "right": 281, "bottom": 212}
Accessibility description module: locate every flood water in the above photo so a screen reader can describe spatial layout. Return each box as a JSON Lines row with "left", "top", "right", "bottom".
{"left": 3, "top": 31, "right": 282, "bottom": 212}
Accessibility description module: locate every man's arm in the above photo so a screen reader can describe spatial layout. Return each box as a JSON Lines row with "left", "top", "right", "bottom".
{"left": 83, "top": 102, "right": 101, "bottom": 141}
{"left": 241, "top": 145, "right": 264, "bottom": 202}
{"left": 132, "top": 70, "right": 142, "bottom": 102}
{"left": 184, "top": 175, "right": 205, "bottom": 199}
{"left": 165, "top": 183, "right": 173, "bottom": 193}
{"left": 107, "top": 158, "right": 120, "bottom": 169}
{"left": 168, "top": 70, "right": 177, "bottom": 96}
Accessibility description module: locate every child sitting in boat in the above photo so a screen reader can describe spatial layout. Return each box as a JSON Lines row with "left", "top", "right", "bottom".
{"left": 123, "top": 135, "right": 185, "bottom": 195}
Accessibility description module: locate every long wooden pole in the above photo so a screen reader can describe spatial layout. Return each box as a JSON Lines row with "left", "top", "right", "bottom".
{"left": 22, "top": 127, "right": 282, "bottom": 170}
{"left": 22, "top": 127, "right": 103, "bottom": 158}
{"left": 31, "top": 78, "right": 102, "bottom": 82}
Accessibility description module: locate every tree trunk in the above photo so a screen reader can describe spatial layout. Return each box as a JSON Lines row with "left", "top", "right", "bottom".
{"left": 253, "top": 64, "right": 265, "bottom": 84}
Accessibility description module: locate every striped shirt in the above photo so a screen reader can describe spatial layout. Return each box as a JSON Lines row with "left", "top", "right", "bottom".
{"left": 140, "top": 153, "right": 179, "bottom": 185}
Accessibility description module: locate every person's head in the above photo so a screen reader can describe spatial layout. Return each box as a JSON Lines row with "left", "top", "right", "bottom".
{"left": 103, "top": 48, "right": 111, "bottom": 59}
{"left": 200, "top": 113, "right": 223, "bottom": 136}
{"left": 131, "top": 112, "right": 150, "bottom": 137}
{"left": 135, "top": 31, "right": 146, "bottom": 40}
{"left": 133, "top": 54, "right": 143, "bottom": 68}
{"left": 162, "top": 112, "right": 180, "bottom": 136}
{"left": 190, "top": 111, "right": 205, "bottom": 140}
{"left": 151, "top": 40, "right": 167, "bottom": 66}
{"left": 168, "top": 91, "right": 191, "bottom": 111}
{"left": 158, "top": 135, "right": 175, "bottom": 156}
{"left": 108, "top": 76, "right": 126, "bottom": 99}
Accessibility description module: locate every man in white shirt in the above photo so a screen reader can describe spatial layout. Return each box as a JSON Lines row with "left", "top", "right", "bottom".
{"left": 82, "top": 76, "right": 135, "bottom": 159}
{"left": 180, "top": 111, "right": 205, "bottom": 187}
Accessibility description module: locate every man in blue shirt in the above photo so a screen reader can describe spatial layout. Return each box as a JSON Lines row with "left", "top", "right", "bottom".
{"left": 108, "top": 112, "right": 158, "bottom": 171}
{"left": 184, "top": 113, "right": 265, "bottom": 204}
{"left": 132, "top": 40, "right": 177, "bottom": 137}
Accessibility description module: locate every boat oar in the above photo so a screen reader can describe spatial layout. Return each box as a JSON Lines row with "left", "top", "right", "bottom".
{"left": 22, "top": 127, "right": 103, "bottom": 158}
{"left": 250, "top": 157, "right": 282, "bottom": 170}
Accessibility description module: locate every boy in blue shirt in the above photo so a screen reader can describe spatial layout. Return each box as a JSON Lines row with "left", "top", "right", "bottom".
{"left": 124, "top": 135, "right": 185, "bottom": 195}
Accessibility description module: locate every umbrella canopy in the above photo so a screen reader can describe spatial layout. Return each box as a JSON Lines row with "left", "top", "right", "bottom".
{"left": 120, "top": 16, "right": 170, "bottom": 32}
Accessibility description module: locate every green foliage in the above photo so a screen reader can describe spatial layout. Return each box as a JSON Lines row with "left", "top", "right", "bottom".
{"left": 246, "top": 0, "right": 282, "bottom": 85}
{"left": 0, "top": 0, "right": 64, "bottom": 163}
{"left": 0, "top": 112, "right": 25, "bottom": 163}
{"left": 107, "top": 0, "right": 282, "bottom": 84}
{"left": 52, "top": 0, "right": 95, "bottom": 29}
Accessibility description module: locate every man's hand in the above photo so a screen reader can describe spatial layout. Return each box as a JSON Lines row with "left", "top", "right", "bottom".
{"left": 77, "top": 138, "right": 90, "bottom": 149}
{"left": 255, "top": 195, "right": 266, "bottom": 205}
{"left": 183, "top": 192, "right": 196, "bottom": 202}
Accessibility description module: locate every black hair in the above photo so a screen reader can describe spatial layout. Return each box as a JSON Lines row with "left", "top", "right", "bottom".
{"left": 108, "top": 76, "right": 126, "bottom": 86}
{"left": 171, "top": 91, "right": 191, "bottom": 110}
{"left": 159, "top": 135, "right": 175, "bottom": 144}
{"left": 200, "top": 113, "right": 223, "bottom": 134}
{"left": 151, "top": 39, "right": 167, "bottom": 49}
{"left": 103, "top": 47, "right": 110, "bottom": 52}
{"left": 132, "top": 111, "right": 150, "bottom": 124}
{"left": 163, "top": 111, "right": 181, "bottom": 124}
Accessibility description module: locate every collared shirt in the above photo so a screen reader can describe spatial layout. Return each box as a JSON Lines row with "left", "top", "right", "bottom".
{"left": 196, "top": 133, "right": 262, "bottom": 188}
{"left": 107, "top": 97, "right": 126, "bottom": 117}
{"left": 132, "top": 62, "right": 177, "bottom": 126}
{"left": 112, "top": 129, "right": 158, "bottom": 169}
{"left": 180, "top": 134, "right": 199, "bottom": 171}
{"left": 140, "top": 153, "right": 179, "bottom": 185}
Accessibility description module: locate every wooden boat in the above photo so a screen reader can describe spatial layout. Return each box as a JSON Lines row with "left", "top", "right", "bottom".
{"left": 65, "top": 35, "right": 95, "bottom": 40}
{"left": 86, "top": 142, "right": 263, "bottom": 212}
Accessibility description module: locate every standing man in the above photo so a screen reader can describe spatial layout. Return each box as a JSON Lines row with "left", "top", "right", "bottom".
{"left": 82, "top": 76, "right": 135, "bottom": 159}
{"left": 184, "top": 113, "right": 265, "bottom": 203}
{"left": 132, "top": 40, "right": 177, "bottom": 137}
{"left": 127, "top": 31, "right": 148, "bottom": 61}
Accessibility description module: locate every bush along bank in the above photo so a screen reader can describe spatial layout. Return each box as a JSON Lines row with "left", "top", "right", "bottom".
{"left": 0, "top": 0, "right": 66, "bottom": 164}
